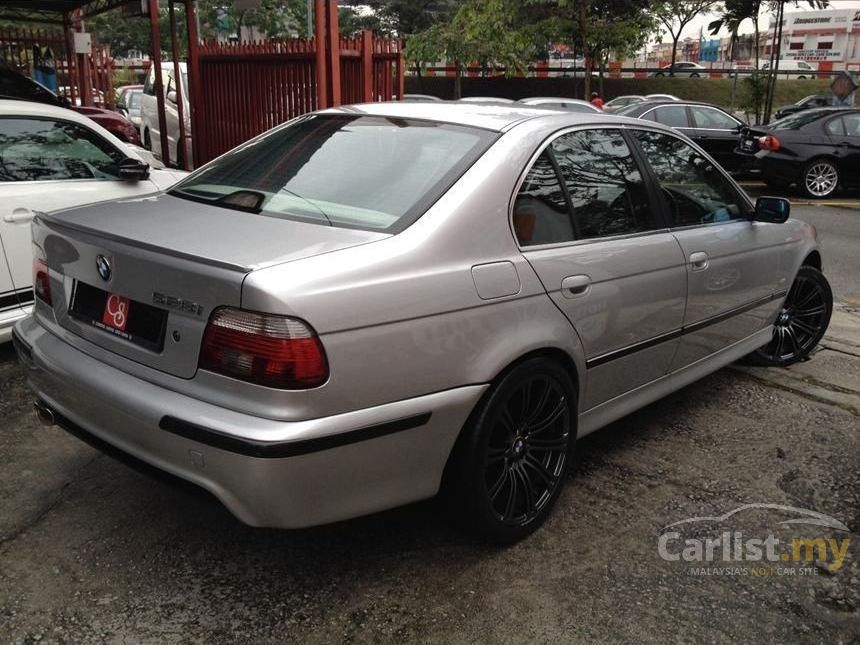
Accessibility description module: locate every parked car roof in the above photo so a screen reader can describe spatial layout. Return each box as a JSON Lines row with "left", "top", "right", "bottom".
{"left": 517, "top": 97, "right": 600, "bottom": 112}
{"left": 327, "top": 101, "right": 636, "bottom": 132}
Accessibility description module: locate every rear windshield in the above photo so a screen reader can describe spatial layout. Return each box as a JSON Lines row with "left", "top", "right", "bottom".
{"left": 170, "top": 114, "right": 496, "bottom": 232}
{"left": 771, "top": 109, "right": 834, "bottom": 130}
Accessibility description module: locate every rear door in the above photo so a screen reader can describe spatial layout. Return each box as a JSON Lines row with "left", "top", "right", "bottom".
{"left": 515, "top": 127, "right": 687, "bottom": 409}
{"left": 688, "top": 105, "right": 744, "bottom": 171}
{"left": 827, "top": 113, "right": 860, "bottom": 188}
{"left": 0, "top": 116, "right": 162, "bottom": 305}
{"left": 630, "top": 128, "right": 785, "bottom": 370}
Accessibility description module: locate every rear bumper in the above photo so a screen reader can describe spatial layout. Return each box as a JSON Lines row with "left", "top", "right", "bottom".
{"left": 13, "top": 317, "right": 486, "bottom": 528}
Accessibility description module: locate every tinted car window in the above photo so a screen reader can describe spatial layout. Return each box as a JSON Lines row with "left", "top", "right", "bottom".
{"left": 633, "top": 130, "right": 750, "bottom": 227}
{"left": 513, "top": 151, "right": 573, "bottom": 246}
{"left": 0, "top": 117, "right": 126, "bottom": 182}
{"left": 551, "top": 129, "right": 658, "bottom": 239}
{"left": 652, "top": 106, "right": 690, "bottom": 128}
{"left": 691, "top": 106, "right": 738, "bottom": 130}
{"left": 825, "top": 118, "right": 845, "bottom": 136}
{"left": 171, "top": 114, "right": 496, "bottom": 232}
{"left": 773, "top": 109, "right": 832, "bottom": 130}
{"left": 842, "top": 114, "right": 860, "bottom": 136}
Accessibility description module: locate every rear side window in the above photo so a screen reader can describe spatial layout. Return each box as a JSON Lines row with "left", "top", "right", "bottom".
{"left": 651, "top": 106, "right": 690, "bottom": 128}
{"left": 513, "top": 151, "right": 573, "bottom": 246}
{"left": 825, "top": 118, "right": 845, "bottom": 136}
{"left": 842, "top": 114, "right": 860, "bottom": 136}
{"left": 633, "top": 130, "right": 750, "bottom": 227}
{"left": 171, "top": 115, "right": 496, "bottom": 232}
{"left": 550, "top": 129, "right": 658, "bottom": 239}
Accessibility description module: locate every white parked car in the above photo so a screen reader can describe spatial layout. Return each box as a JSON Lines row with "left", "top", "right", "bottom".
{"left": 140, "top": 62, "right": 192, "bottom": 168}
{"left": 0, "top": 100, "right": 186, "bottom": 343}
{"left": 651, "top": 62, "right": 707, "bottom": 78}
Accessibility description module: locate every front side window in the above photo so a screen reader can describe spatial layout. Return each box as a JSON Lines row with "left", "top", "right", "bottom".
{"left": 551, "top": 129, "right": 658, "bottom": 239}
{"left": 0, "top": 118, "right": 126, "bottom": 182}
{"left": 652, "top": 106, "right": 691, "bottom": 128}
{"left": 691, "top": 106, "right": 739, "bottom": 130}
{"left": 633, "top": 130, "right": 750, "bottom": 227}
{"left": 171, "top": 115, "right": 496, "bottom": 232}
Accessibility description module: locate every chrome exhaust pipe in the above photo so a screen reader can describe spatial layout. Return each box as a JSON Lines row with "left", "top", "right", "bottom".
{"left": 33, "top": 401, "right": 55, "bottom": 427}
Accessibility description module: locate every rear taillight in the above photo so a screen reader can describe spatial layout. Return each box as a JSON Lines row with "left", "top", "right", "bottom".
{"left": 199, "top": 307, "right": 328, "bottom": 389}
{"left": 33, "top": 258, "right": 52, "bottom": 306}
{"left": 758, "top": 135, "right": 781, "bottom": 151}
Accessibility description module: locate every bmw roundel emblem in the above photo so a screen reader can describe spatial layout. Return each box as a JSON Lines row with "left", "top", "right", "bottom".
{"left": 96, "top": 255, "right": 112, "bottom": 282}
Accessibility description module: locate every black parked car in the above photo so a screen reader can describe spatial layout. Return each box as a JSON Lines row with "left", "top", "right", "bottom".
{"left": 773, "top": 94, "right": 835, "bottom": 121}
{"left": 736, "top": 108, "right": 860, "bottom": 198}
{"left": 615, "top": 100, "right": 747, "bottom": 172}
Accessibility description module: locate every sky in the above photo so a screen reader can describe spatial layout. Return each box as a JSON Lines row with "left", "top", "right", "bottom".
{"left": 671, "top": 0, "right": 860, "bottom": 40}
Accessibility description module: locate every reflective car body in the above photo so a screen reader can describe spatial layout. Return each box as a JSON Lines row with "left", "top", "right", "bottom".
{"left": 518, "top": 97, "right": 600, "bottom": 113}
{"left": 737, "top": 107, "right": 860, "bottom": 198}
{"left": 616, "top": 100, "right": 747, "bottom": 172}
{"left": 15, "top": 102, "right": 821, "bottom": 531}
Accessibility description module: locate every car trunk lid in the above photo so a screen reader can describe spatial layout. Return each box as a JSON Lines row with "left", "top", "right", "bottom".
{"left": 35, "top": 193, "right": 387, "bottom": 378}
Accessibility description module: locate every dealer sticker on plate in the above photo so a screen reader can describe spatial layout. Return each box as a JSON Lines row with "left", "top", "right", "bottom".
{"left": 102, "top": 293, "right": 131, "bottom": 332}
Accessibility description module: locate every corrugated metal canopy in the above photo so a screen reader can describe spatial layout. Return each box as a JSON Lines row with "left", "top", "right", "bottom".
{"left": 0, "top": 0, "right": 146, "bottom": 24}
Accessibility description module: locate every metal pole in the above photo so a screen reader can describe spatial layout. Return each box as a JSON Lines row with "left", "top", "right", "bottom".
{"left": 169, "top": 0, "right": 188, "bottom": 170}
{"left": 149, "top": 0, "right": 170, "bottom": 166}
{"left": 186, "top": 0, "right": 202, "bottom": 167}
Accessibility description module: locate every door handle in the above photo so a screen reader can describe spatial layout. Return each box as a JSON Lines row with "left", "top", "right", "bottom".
{"left": 561, "top": 274, "right": 591, "bottom": 298}
{"left": 689, "top": 251, "right": 709, "bottom": 272}
{"left": 3, "top": 208, "right": 33, "bottom": 224}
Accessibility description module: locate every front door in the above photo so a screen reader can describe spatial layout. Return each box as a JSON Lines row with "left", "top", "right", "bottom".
{"left": 514, "top": 128, "right": 687, "bottom": 410}
{"left": 630, "top": 128, "right": 785, "bottom": 369}
{"left": 0, "top": 116, "right": 160, "bottom": 302}
{"left": 827, "top": 113, "right": 860, "bottom": 188}
{"left": 688, "top": 105, "right": 744, "bottom": 172}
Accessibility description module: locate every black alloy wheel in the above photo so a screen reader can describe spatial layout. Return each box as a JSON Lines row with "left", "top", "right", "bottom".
{"left": 747, "top": 266, "right": 832, "bottom": 367}
{"left": 451, "top": 358, "right": 576, "bottom": 544}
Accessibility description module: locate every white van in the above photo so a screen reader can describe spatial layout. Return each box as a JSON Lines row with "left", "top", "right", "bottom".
{"left": 140, "top": 62, "right": 192, "bottom": 168}
{"left": 761, "top": 59, "right": 816, "bottom": 79}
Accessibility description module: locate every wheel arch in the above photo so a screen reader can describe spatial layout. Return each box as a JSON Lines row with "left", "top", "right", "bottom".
{"left": 802, "top": 250, "right": 822, "bottom": 271}
{"left": 439, "top": 345, "right": 582, "bottom": 494}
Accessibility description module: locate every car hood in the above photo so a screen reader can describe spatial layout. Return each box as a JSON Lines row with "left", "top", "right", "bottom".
{"left": 45, "top": 192, "right": 390, "bottom": 272}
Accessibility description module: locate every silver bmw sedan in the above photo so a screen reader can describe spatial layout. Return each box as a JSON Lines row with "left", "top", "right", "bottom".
{"left": 14, "top": 102, "right": 832, "bottom": 543}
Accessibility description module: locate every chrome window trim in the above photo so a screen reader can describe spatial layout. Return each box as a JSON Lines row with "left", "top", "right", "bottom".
{"left": 509, "top": 123, "right": 673, "bottom": 252}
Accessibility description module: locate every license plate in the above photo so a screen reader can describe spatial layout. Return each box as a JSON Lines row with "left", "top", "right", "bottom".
{"left": 102, "top": 293, "right": 131, "bottom": 332}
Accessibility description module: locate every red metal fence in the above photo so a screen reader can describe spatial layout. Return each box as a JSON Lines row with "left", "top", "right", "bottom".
{"left": 0, "top": 26, "right": 115, "bottom": 108}
{"left": 192, "top": 17, "right": 403, "bottom": 165}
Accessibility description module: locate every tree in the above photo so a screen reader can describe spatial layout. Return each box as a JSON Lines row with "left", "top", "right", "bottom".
{"left": 709, "top": 0, "right": 764, "bottom": 121}
{"left": 652, "top": 0, "right": 720, "bottom": 73}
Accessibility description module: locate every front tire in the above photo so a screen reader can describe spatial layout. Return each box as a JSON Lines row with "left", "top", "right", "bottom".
{"left": 800, "top": 158, "right": 839, "bottom": 199}
{"left": 451, "top": 358, "right": 576, "bottom": 544}
{"left": 746, "top": 266, "right": 832, "bottom": 367}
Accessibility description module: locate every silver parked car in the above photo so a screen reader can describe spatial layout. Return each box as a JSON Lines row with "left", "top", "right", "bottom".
{"left": 14, "top": 103, "right": 832, "bottom": 543}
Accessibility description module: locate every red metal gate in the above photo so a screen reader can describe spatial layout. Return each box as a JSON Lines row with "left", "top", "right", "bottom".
{"left": 191, "top": 0, "right": 403, "bottom": 165}
{"left": 0, "top": 25, "right": 114, "bottom": 108}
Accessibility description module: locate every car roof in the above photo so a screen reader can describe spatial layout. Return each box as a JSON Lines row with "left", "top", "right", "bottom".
{"left": 624, "top": 100, "right": 729, "bottom": 113}
{"left": 323, "top": 100, "right": 650, "bottom": 133}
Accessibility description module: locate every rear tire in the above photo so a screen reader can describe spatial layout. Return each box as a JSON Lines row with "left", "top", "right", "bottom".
{"left": 799, "top": 158, "right": 839, "bottom": 199}
{"left": 745, "top": 266, "right": 832, "bottom": 367}
{"left": 450, "top": 358, "right": 577, "bottom": 544}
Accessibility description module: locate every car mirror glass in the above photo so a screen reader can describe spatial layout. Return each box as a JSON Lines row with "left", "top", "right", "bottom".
{"left": 118, "top": 157, "right": 150, "bottom": 181}
{"left": 755, "top": 196, "right": 790, "bottom": 223}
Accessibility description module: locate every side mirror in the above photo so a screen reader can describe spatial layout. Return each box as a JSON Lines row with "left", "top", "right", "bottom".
{"left": 118, "top": 157, "right": 150, "bottom": 181}
{"left": 166, "top": 90, "right": 178, "bottom": 104}
{"left": 755, "top": 196, "right": 790, "bottom": 223}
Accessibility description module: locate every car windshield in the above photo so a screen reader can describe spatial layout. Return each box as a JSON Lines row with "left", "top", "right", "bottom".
{"left": 170, "top": 114, "right": 496, "bottom": 232}
{"left": 771, "top": 109, "right": 835, "bottom": 130}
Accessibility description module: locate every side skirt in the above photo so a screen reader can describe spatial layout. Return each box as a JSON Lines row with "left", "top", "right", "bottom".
{"left": 578, "top": 326, "right": 773, "bottom": 438}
